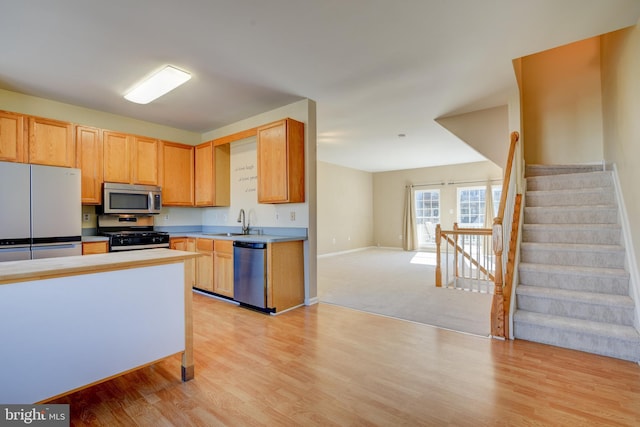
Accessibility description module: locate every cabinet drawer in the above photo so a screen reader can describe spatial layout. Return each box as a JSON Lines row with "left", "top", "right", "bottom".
{"left": 82, "top": 241, "right": 108, "bottom": 255}
{"left": 214, "top": 240, "right": 233, "bottom": 254}
{"left": 196, "top": 238, "right": 214, "bottom": 252}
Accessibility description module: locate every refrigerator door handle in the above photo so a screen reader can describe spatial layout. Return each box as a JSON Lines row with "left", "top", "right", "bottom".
{"left": 32, "top": 243, "right": 80, "bottom": 249}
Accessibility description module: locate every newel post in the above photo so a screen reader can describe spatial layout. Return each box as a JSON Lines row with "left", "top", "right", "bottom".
{"left": 491, "top": 218, "right": 505, "bottom": 338}
{"left": 435, "top": 224, "right": 442, "bottom": 287}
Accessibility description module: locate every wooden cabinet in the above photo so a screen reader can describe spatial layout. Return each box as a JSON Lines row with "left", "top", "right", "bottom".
{"left": 103, "top": 132, "right": 159, "bottom": 185}
{"left": 0, "top": 110, "right": 25, "bottom": 162}
{"left": 195, "top": 238, "right": 214, "bottom": 292}
{"left": 28, "top": 116, "right": 75, "bottom": 167}
{"left": 170, "top": 237, "right": 196, "bottom": 288}
{"left": 213, "top": 240, "right": 234, "bottom": 298}
{"left": 267, "top": 240, "right": 304, "bottom": 312}
{"left": 82, "top": 241, "right": 108, "bottom": 255}
{"left": 132, "top": 136, "right": 159, "bottom": 185}
{"left": 75, "top": 126, "right": 103, "bottom": 204}
{"left": 257, "top": 118, "right": 305, "bottom": 203}
{"left": 103, "top": 131, "right": 131, "bottom": 183}
{"left": 161, "top": 141, "right": 194, "bottom": 206}
{"left": 194, "top": 142, "right": 230, "bottom": 207}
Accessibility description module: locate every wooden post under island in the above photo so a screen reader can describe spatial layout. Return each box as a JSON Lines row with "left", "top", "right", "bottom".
{"left": 0, "top": 248, "right": 200, "bottom": 404}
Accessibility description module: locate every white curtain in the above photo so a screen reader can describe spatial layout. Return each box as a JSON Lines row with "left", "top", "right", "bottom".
{"left": 403, "top": 185, "right": 417, "bottom": 251}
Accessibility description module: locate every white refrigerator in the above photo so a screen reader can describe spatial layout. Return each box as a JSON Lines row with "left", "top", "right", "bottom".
{"left": 0, "top": 161, "right": 81, "bottom": 262}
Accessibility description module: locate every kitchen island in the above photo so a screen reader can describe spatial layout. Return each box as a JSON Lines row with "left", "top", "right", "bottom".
{"left": 0, "top": 249, "right": 199, "bottom": 404}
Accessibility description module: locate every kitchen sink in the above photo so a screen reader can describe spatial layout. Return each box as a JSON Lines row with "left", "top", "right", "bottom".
{"left": 205, "top": 232, "right": 245, "bottom": 237}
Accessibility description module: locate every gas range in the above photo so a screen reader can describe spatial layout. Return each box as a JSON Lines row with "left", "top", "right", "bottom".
{"left": 97, "top": 215, "right": 170, "bottom": 252}
{"left": 101, "top": 230, "right": 170, "bottom": 252}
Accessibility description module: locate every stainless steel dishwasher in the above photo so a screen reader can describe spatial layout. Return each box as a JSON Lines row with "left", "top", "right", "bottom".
{"left": 233, "top": 241, "right": 270, "bottom": 311}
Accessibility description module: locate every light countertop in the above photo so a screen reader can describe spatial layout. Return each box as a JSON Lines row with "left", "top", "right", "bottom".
{"left": 168, "top": 233, "right": 306, "bottom": 243}
{"left": 0, "top": 248, "right": 199, "bottom": 285}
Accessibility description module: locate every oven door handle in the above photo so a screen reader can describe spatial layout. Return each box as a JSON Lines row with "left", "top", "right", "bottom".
{"left": 110, "top": 243, "right": 170, "bottom": 251}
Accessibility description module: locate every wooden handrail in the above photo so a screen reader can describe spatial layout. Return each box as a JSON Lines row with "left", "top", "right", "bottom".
{"left": 490, "top": 131, "right": 520, "bottom": 339}
{"left": 496, "top": 132, "right": 519, "bottom": 220}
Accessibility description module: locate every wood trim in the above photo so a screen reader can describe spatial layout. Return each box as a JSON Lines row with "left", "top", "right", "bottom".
{"left": 211, "top": 127, "right": 258, "bottom": 146}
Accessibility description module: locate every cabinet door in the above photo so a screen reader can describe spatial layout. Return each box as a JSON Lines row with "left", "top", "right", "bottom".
{"left": 194, "top": 141, "right": 230, "bottom": 207}
{"left": 257, "top": 118, "right": 304, "bottom": 203}
{"left": 195, "top": 238, "right": 214, "bottom": 292}
{"left": 194, "top": 142, "right": 213, "bottom": 206}
{"left": 266, "top": 241, "right": 304, "bottom": 312}
{"left": 161, "top": 141, "right": 194, "bottom": 206}
{"left": 75, "top": 126, "right": 103, "bottom": 205}
{"left": 28, "top": 116, "right": 75, "bottom": 167}
{"left": 257, "top": 121, "right": 287, "bottom": 202}
{"left": 103, "top": 131, "right": 131, "bottom": 183}
{"left": 170, "top": 237, "right": 196, "bottom": 288}
{"left": 132, "top": 136, "right": 159, "bottom": 185}
{"left": 82, "top": 241, "right": 108, "bottom": 255}
{"left": 213, "top": 240, "right": 234, "bottom": 298}
{"left": 0, "top": 111, "right": 25, "bottom": 162}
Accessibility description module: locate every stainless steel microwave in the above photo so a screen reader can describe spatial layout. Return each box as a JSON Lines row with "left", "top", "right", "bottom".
{"left": 101, "top": 183, "right": 162, "bottom": 215}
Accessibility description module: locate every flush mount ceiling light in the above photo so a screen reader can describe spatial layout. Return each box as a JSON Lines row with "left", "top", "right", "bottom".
{"left": 124, "top": 65, "right": 191, "bottom": 104}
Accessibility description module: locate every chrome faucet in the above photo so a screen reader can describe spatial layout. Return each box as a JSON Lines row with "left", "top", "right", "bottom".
{"left": 237, "top": 208, "right": 249, "bottom": 234}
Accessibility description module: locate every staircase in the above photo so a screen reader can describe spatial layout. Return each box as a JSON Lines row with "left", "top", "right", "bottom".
{"left": 513, "top": 164, "right": 640, "bottom": 362}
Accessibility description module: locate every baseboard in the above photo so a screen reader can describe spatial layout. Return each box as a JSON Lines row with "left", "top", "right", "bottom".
{"left": 306, "top": 296, "right": 319, "bottom": 306}
{"left": 612, "top": 164, "right": 640, "bottom": 331}
{"left": 317, "top": 246, "right": 378, "bottom": 258}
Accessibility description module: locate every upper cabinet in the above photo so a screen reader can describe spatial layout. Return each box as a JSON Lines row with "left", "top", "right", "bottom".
{"left": 257, "top": 118, "right": 305, "bottom": 204}
{"left": 103, "top": 132, "right": 159, "bottom": 186}
{"left": 161, "top": 141, "right": 194, "bottom": 206}
{"left": 28, "top": 116, "right": 75, "bottom": 167}
{"left": 194, "top": 141, "right": 230, "bottom": 207}
{"left": 75, "top": 125, "right": 103, "bottom": 205}
{"left": 132, "top": 136, "right": 159, "bottom": 185}
{"left": 103, "top": 131, "right": 131, "bottom": 184}
{"left": 0, "top": 111, "right": 25, "bottom": 163}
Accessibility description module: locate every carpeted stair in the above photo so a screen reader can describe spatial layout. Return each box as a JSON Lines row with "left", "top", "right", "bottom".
{"left": 513, "top": 164, "right": 640, "bottom": 362}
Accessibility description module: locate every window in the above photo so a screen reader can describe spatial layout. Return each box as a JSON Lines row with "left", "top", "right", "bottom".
{"left": 457, "top": 185, "right": 502, "bottom": 228}
{"left": 415, "top": 189, "right": 440, "bottom": 246}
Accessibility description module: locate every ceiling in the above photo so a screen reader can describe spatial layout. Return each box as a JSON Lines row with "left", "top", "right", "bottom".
{"left": 2, "top": 1, "right": 639, "bottom": 172}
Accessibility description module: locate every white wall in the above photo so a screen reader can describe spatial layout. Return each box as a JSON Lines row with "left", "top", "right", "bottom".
{"left": 520, "top": 37, "right": 604, "bottom": 165}
{"left": 0, "top": 88, "right": 200, "bottom": 144}
{"left": 317, "top": 161, "right": 373, "bottom": 255}
{"left": 436, "top": 105, "right": 509, "bottom": 168}
{"left": 601, "top": 21, "right": 640, "bottom": 327}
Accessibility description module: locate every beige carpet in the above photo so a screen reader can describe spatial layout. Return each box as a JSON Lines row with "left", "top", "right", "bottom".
{"left": 317, "top": 248, "right": 492, "bottom": 336}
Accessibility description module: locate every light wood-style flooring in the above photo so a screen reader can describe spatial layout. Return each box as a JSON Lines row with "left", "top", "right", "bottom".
{"left": 53, "top": 292, "right": 640, "bottom": 426}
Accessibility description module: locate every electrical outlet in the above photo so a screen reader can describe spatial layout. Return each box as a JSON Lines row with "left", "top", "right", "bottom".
{"left": 275, "top": 212, "right": 279, "bottom": 221}
{"left": 290, "top": 211, "right": 296, "bottom": 221}
{"left": 83, "top": 213, "right": 90, "bottom": 222}
{"left": 164, "top": 215, "right": 169, "bottom": 220}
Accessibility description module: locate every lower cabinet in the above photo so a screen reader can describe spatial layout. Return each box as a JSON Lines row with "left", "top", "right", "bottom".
{"left": 267, "top": 240, "right": 304, "bottom": 312}
{"left": 213, "top": 240, "right": 234, "bottom": 298}
{"left": 169, "top": 236, "right": 304, "bottom": 311}
{"left": 195, "top": 238, "right": 214, "bottom": 292}
{"left": 82, "top": 241, "right": 108, "bottom": 255}
{"left": 169, "top": 237, "right": 196, "bottom": 288}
